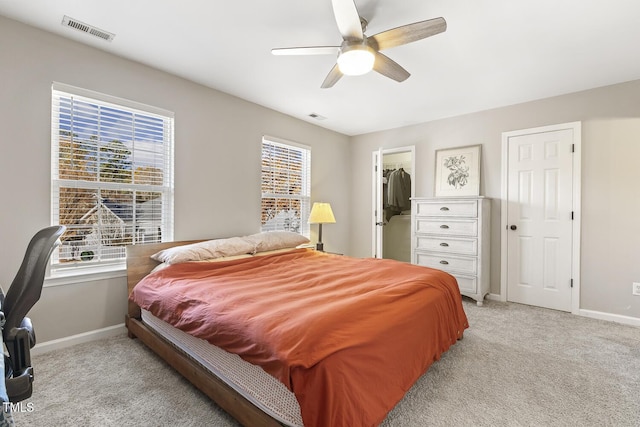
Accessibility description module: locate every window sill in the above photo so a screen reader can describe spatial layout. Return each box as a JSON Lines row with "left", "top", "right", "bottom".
{"left": 45, "top": 263, "right": 127, "bottom": 288}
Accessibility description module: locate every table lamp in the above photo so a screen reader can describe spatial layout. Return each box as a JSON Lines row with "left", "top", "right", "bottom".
{"left": 308, "top": 202, "right": 336, "bottom": 251}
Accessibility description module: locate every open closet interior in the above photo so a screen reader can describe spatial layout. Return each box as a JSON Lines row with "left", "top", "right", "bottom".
{"left": 381, "top": 151, "right": 413, "bottom": 262}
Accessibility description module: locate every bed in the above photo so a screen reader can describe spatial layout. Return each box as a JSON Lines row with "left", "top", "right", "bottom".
{"left": 126, "top": 233, "right": 468, "bottom": 427}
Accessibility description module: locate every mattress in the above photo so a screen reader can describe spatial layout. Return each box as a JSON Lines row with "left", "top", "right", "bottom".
{"left": 141, "top": 309, "right": 303, "bottom": 427}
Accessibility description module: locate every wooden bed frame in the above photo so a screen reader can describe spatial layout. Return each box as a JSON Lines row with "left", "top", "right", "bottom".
{"left": 125, "top": 240, "right": 285, "bottom": 427}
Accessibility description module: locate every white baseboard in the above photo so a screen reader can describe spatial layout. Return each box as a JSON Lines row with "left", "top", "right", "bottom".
{"left": 483, "top": 294, "right": 639, "bottom": 327}
{"left": 578, "top": 309, "right": 640, "bottom": 327}
{"left": 32, "top": 323, "right": 127, "bottom": 356}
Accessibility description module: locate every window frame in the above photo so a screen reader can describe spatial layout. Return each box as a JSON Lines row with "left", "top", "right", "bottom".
{"left": 50, "top": 83, "right": 174, "bottom": 277}
{"left": 260, "top": 136, "right": 311, "bottom": 238}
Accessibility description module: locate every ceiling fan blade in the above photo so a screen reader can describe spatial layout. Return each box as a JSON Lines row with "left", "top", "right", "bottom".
{"left": 321, "top": 64, "right": 344, "bottom": 88}
{"left": 271, "top": 46, "right": 340, "bottom": 56}
{"left": 331, "top": 0, "right": 363, "bottom": 41}
{"left": 369, "top": 17, "right": 446, "bottom": 51}
{"left": 373, "top": 52, "right": 410, "bottom": 82}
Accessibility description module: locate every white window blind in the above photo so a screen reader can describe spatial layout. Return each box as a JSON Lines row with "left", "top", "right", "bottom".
{"left": 260, "top": 137, "right": 311, "bottom": 237}
{"left": 51, "top": 84, "right": 174, "bottom": 270}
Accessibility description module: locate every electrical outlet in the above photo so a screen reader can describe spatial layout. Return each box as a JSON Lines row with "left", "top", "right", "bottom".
{"left": 633, "top": 283, "right": 640, "bottom": 296}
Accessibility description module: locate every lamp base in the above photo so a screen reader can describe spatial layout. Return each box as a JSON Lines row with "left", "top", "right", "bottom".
{"left": 315, "top": 242, "right": 324, "bottom": 252}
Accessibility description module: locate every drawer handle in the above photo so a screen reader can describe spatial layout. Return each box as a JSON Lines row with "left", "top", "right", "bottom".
{"left": 440, "top": 207, "right": 450, "bottom": 211}
{"left": 440, "top": 242, "right": 449, "bottom": 247}
{"left": 440, "top": 224, "right": 450, "bottom": 229}
{"left": 439, "top": 260, "right": 449, "bottom": 265}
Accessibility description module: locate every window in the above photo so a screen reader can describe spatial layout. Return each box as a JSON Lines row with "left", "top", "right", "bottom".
{"left": 51, "top": 83, "right": 174, "bottom": 271}
{"left": 260, "top": 136, "right": 311, "bottom": 237}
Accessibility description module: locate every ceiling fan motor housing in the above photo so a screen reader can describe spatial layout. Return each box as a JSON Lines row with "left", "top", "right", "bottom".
{"left": 337, "top": 40, "right": 375, "bottom": 75}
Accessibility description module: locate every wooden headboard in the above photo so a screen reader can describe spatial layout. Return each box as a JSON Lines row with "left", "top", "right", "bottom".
{"left": 125, "top": 240, "right": 203, "bottom": 319}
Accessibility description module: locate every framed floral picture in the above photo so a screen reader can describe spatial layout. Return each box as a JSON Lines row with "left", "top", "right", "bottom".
{"left": 434, "top": 144, "right": 481, "bottom": 197}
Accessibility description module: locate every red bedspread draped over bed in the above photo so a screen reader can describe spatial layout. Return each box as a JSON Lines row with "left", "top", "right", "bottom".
{"left": 130, "top": 248, "right": 468, "bottom": 427}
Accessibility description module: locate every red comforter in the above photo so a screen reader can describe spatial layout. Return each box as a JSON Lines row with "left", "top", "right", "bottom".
{"left": 130, "top": 248, "right": 468, "bottom": 427}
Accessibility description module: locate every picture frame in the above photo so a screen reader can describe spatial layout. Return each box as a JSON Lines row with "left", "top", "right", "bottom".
{"left": 434, "top": 144, "right": 482, "bottom": 197}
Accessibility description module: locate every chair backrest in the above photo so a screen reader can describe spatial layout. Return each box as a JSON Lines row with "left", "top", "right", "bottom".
{"left": 3, "top": 226, "right": 66, "bottom": 339}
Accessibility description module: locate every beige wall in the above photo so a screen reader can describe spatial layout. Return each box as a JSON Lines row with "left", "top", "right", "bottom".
{"left": 0, "top": 16, "right": 350, "bottom": 342}
{"left": 350, "top": 81, "right": 640, "bottom": 320}
{"left": 1, "top": 14, "right": 638, "bottom": 344}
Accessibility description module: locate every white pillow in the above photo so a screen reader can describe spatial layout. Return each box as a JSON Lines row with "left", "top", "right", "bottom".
{"left": 150, "top": 253, "right": 254, "bottom": 273}
{"left": 244, "top": 231, "right": 310, "bottom": 253}
{"left": 151, "top": 237, "right": 255, "bottom": 264}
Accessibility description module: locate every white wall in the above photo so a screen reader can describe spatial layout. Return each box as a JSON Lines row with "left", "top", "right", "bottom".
{"left": 0, "top": 16, "right": 350, "bottom": 342}
{"left": 349, "top": 80, "right": 640, "bottom": 320}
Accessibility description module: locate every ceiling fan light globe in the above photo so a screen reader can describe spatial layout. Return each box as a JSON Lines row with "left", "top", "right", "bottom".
{"left": 337, "top": 47, "right": 375, "bottom": 76}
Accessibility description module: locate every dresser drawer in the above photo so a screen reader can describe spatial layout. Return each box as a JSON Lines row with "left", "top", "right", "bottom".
{"left": 414, "top": 252, "right": 477, "bottom": 275}
{"left": 415, "top": 236, "right": 477, "bottom": 255}
{"left": 453, "top": 275, "right": 477, "bottom": 294}
{"left": 415, "top": 200, "right": 478, "bottom": 218}
{"left": 415, "top": 219, "right": 478, "bottom": 237}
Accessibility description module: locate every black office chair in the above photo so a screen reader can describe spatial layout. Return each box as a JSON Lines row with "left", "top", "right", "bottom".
{"left": 1, "top": 225, "right": 65, "bottom": 402}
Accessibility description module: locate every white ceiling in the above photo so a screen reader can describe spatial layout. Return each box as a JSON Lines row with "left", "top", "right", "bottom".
{"left": 2, "top": 0, "right": 640, "bottom": 136}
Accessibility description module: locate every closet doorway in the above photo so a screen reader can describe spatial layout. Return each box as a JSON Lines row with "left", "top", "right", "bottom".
{"left": 372, "top": 146, "right": 415, "bottom": 260}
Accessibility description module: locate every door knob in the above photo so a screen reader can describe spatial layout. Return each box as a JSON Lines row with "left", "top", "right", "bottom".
{"left": 510, "top": 225, "right": 517, "bottom": 230}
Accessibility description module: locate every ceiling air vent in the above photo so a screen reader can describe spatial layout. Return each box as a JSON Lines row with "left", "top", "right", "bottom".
{"left": 61, "top": 15, "right": 115, "bottom": 42}
{"left": 308, "top": 113, "right": 327, "bottom": 120}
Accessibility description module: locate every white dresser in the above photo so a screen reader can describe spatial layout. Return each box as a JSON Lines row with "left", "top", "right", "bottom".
{"left": 411, "top": 197, "right": 490, "bottom": 306}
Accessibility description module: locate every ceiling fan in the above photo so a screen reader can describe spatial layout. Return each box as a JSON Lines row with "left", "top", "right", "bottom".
{"left": 271, "top": 0, "right": 447, "bottom": 88}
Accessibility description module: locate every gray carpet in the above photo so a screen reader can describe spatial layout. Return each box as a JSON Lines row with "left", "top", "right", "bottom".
{"left": 13, "top": 300, "right": 640, "bottom": 426}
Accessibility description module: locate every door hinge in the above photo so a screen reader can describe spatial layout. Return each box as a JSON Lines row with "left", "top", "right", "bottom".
{"left": 571, "top": 143, "right": 575, "bottom": 153}
{"left": 375, "top": 165, "right": 378, "bottom": 172}
{"left": 571, "top": 211, "right": 574, "bottom": 220}
{"left": 570, "top": 279, "right": 574, "bottom": 288}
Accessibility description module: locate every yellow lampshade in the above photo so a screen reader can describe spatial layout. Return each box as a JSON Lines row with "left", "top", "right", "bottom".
{"left": 308, "top": 202, "right": 336, "bottom": 224}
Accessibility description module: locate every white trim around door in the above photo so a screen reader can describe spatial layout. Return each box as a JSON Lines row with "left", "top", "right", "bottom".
{"left": 371, "top": 146, "right": 415, "bottom": 258}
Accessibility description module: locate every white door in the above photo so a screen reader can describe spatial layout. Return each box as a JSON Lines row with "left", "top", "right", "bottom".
{"left": 502, "top": 123, "right": 581, "bottom": 312}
